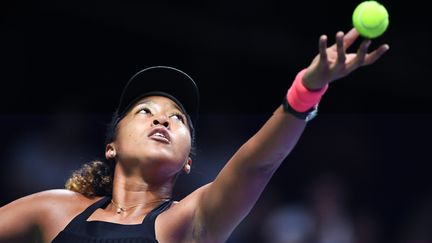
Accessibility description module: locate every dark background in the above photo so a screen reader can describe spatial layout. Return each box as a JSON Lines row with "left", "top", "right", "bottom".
{"left": 1, "top": 0, "right": 431, "bottom": 242}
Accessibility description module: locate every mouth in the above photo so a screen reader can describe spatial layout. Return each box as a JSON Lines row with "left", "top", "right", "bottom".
{"left": 148, "top": 128, "right": 171, "bottom": 144}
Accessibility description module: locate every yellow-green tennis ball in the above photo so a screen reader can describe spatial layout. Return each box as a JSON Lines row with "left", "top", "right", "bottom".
{"left": 352, "top": 1, "right": 389, "bottom": 39}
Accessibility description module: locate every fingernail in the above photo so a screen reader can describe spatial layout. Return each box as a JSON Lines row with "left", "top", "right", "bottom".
{"left": 366, "top": 40, "right": 371, "bottom": 47}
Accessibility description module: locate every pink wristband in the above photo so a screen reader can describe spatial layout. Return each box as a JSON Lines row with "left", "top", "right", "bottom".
{"left": 287, "top": 69, "right": 328, "bottom": 112}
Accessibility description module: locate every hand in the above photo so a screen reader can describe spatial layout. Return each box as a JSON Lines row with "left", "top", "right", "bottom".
{"left": 302, "top": 28, "right": 390, "bottom": 90}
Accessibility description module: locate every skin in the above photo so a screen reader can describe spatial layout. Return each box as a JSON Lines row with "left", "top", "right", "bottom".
{"left": 0, "top": 28, "right": 389, "bottom": 243}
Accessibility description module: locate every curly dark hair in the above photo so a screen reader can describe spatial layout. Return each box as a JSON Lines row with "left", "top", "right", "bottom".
{"left": 65, "top": 110, "right": 196, "bottom": 197}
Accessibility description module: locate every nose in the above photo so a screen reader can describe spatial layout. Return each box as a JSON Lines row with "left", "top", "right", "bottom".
{"left": 152, "top": 116, "right": 170, "bottom": 128}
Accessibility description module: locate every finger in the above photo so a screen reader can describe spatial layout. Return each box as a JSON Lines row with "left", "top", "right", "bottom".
{"left": 336, "top": 31, "right": 346, "bottom": 66}
{"left": 357, "top": 39, "right": 371, "bottom": 66}
{"left": 363, "top": 44, "right": 390, "bottom": 66}
{"left": 319, "top": 34, "right": 328, "bottom": 63}
{"left": 343, "top": 28, "right": 360, "bottom": 51}
{"left": 345, "top": 39, "right": 371, "bottom": 73}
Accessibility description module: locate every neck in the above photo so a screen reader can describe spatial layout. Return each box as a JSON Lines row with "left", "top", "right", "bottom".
{"left": 110, "top": 198, "right": 170, "bottom": 214}
{"left": 109, "top": 165, "right": 174, "bottom": 215}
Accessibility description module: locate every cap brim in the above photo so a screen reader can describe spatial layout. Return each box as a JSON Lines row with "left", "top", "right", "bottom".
{"left": 117, "top": 66, "right": 200, "bottom": 125}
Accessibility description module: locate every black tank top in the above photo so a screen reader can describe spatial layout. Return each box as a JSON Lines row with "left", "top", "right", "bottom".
{"left": 51, "top": 196, "right": 173, "bottom": 243}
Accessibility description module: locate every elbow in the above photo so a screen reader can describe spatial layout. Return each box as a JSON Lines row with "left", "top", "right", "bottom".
{"left": 256, "top": 151, "right": 287, "bottom": 175}
{"left": 238, "top": 142, "right": 289, "bottom": 177}
{"left": 244, "top": 152, "right": 287, "bottom": 178}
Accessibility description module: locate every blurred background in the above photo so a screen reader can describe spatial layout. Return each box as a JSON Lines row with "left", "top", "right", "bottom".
{"left": 1, "top": 0, "right": 431, "bottom": 242}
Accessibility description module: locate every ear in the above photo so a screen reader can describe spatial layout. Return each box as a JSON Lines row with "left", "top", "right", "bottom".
{"left": 105, "top": 143, "right": 116, "bottom": 160}
{"left": 183, "top": 157, "right": 192, "bottom": 174}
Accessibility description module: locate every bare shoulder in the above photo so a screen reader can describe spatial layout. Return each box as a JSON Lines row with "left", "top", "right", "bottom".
{"left": 1, "top": 189, "right": 102, "bottom": 242}
{"left": 3, "top": 189, "right": 100, "bottom": 211}
{"left": 156, "top": 183, "right": 211, "bottom": 242}
{"left": 41, "top": 190, "right": 102, "bottom": 241}
{"left": 160, "top": 183, "right": 210, "bottom": 218}
{"left": 34, "top": 188, "right": 100, "bottom": 204}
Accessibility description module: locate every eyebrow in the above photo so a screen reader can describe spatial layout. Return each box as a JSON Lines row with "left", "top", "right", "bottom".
{"left": 135, "top": 100, "right": 154, "bottom": 107}
{"left": 136, "top": 99, "right": 185, "bottom": 114}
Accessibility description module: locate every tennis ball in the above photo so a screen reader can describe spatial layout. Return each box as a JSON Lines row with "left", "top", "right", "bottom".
{"left": 352, "top": 1, "right": 389, "bottom": 39}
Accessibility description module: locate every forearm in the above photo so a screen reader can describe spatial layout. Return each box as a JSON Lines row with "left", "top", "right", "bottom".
{"left": 196, "top": 28, "right": 390, "bottom": 241}
{"left": 234, "top": 105, "right": 307, "bottom": 173}
{"left": 197, "top": 105, "right": 307, "bottom": 238}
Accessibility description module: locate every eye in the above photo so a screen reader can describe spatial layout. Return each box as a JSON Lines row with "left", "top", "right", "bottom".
{"left": 170, "top": 112, "right": 185, "bottom": 123}
{"left": 137, "top": 107, "right": 152, "bottom": 115}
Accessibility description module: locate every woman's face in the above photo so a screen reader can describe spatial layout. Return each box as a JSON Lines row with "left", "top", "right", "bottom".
{"left": 111, "top": 96, "right": 192, "bottom": 177}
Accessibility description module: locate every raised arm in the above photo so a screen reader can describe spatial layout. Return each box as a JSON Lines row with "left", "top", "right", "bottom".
{"left": 193, "top": 28, "right": 389, "bottom": 242}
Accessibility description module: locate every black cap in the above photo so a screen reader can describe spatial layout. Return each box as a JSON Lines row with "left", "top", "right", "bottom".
{"left": 116, "top": 66, "right": 200, "bottom": 126}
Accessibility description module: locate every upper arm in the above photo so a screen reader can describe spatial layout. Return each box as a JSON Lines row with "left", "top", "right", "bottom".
{"left": 194, "top": 107, "right": 307, "bottom": 241}
{"left": 0, "top": 191, "right": 52, "bottom": 241}
{"left": 0, "top": 189, "right": 94, "bottom": 242}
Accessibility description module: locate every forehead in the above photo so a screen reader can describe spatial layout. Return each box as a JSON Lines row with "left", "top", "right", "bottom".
{"left": 119, "top": 95, "right": 194, "bottom": 133}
